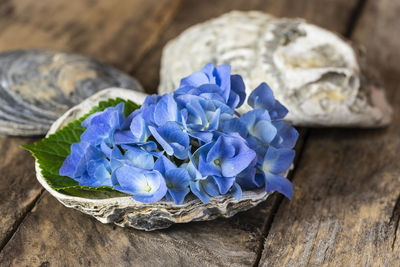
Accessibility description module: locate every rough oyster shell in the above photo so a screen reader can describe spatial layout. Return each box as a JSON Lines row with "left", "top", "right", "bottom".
{"left": 36, "top": 88, "right": 273, "bottom": 231}
{"left": 159, "top": 11, "right": 392, "bottom": 127}
{"left": 0, "top": 50, "right": 143, "bottom": 136}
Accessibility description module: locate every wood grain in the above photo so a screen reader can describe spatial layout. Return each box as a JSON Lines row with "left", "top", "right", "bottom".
{"left": 134, "top": 0, "right": 359, "bottom": 93}
{"left": 259, "top": 0, "right": 400, "bottom": 265}
{"left": 0, "top": 191, "right": 277, "bottom": 266}
{"left": 0, "top": 1, "right": 360, "bottom": 266}
{"left": 0, "top": 137, "right": 42, "bottom": 249}
{"left": 0, "top": 0, "right": 181, "bottom": 72}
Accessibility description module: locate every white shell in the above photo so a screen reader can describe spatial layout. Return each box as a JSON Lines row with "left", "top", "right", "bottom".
{"left": 36, "top": 88, "right": 273, "bottom": 231}
{"left": 159, "top": 11, "right": 392, "bottom": 127}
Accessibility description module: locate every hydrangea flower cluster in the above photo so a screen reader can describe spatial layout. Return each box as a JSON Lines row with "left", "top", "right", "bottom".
{"left": 60, "top": 63, "right": 298, "bottom": 204}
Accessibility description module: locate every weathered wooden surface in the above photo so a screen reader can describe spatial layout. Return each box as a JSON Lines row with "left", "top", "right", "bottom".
{"left": 259, "top": 0, "right": 400, "bottom": 266}
{"left": 0, "top": 0, "right": 181, "bottom": 71}
{"left": 0, "top": 137, "right": 41, "bottom": 250}
{"left": 1, "top": 0, "right": 398, "bottom": 266}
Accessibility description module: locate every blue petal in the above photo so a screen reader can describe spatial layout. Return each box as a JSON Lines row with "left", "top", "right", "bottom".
{"left": 264, "top": 174, "right": 293, "bottom": 199}
{"left": 248, "top": 83, "right": 288, "bottom": 120}
{"left": 100, "top": 142, "right": 112, "bottom": 158}
{"left": 110, "top": 147, "right": 154, "bottom": 171}
{"left": 190, "top": 180, "right": 210, "bottom": 204}
{"left": 86, "top": 159, "right": 112, "bottom": 187}
{"left": 206, "top": 136, "right": 235, "bottom": 162}
{"left": 114, "top": 166, "right": 167, "bottom": 203}
{"left": 248, "top": 83, "right": 275, "bottom": 110}
{"left": 228, "top": 74, "right": 246, "bottom": 109}
{"left": 130, "top": 111, "right": 150, "bottom": 142}
{"left": 165, "top": 168, "right": 190, "bottom": 188}
{"left": 114, "top": 130, "right": 136, "bottom": 144}
{"left": 198, "top": 152, "right": 222, "bottom": 177}
{"left": 180, "top": 71, "right": 210, "bottom": 88}
{"left": 189, "top": 131, "right": 214, "bottom": 143}
{"left": 154, "top": 94, "right": 178, "bottom": 126}
{"left": 240, "top": 109, "right": 271, "bottom": 132}
{"left": 269, "top": 100, "right": 289, "bottom": 120}
{"left": 168, "top": 188, "right": 190, "bottom": 205}
{"left": 262, "top": 147, "right": 295, "bottom": 174}
{"left": 253, "top": 120, "right": 277, "bottom": 144}
{"left": 230, "top": 183, "right": 242, "bottom": 200}
{"left": 148, "top": 125, "right": 174, "bottom": 155}
{"left": 219, "top": 137, "right": 256, "bottom": 177}
{"left": 124, "top": 147, "right": 155, "bottom": 170}
{"left": 82, "top": 102, "right": 124, "bottom": 128}
{"left": 213, "top": 64, "right": 231, "bottom": 101}
{"left": 165, "top": 168, "right": 190, "bottom": 204}
{"left": 152, "top": 122, "right": 190, "bottom": 160}
{"left": 202, "top": 177, "right": 220, "bottom": 197}
{"left": 154, "top": 155, "right": 176, "bottom": 176}
{"left": 185, "top": 158, "right": 203, "bottom": 181}
{"left": 271, "top": 120, "right": 299, "bottom": 149}
{"left": 60, "top": 142, "right": 102, "bottom": 178}
{"left": 60, "top": 142, "right": 89, "bottom": 178}
{"left": 221, "top": 118, "right": 248, "bottom": 137}
{"left": 142, "top": 94, "right": 161, "bottom": 108}
{"left": 213, "top": 176, "right": 235, "bottom": 194}
{"left": 235, "top": 160, "right": 260, "bottom": 189}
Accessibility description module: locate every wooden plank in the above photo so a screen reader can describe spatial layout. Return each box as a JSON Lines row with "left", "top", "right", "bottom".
{"left": 0, "top": 137, "right": 42, "bottom": 250}
{"left": 0, "top": 1, "right": 359, "bottom": 266}
{"left": 0, "top": 0, "right": 181, "bottom": 72}
{"left": 0, "top": 191, "right": 276, "bottom": 266}
{"left": 259, "top": 1, "right": 400, "bottom": 265}
{"left": 134, "top": 0, "right": 358, "bottom": 93}
{"left": 0, "top": 0, "right": 181, "bottom": 251}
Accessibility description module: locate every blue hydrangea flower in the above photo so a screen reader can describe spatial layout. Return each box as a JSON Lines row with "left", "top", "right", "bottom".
{"left": 235, "top": 158, "right": 263, "bottom": 189}
{"left": 269, "top": 120, "right": 299, "bottom": 149}
{"left": 178, "top": 95, "right": 233, "bottom": 142}
{"left": 197, "top": 135, "right": 256, "bottom": 194}
{"left": 110, "top": 146, "right": 154, "bottom": 171}
{"left": 248, "top": 83, "right": 288, "bottom": 120}
{"left": 149, "top": 122, "right": 190, "bottom": 160}
{"left": 261, "top": 146, "right": 295, "bottom": 199}
{"left": 154, "top": 156, "right": 190, "bottom": 204}
{"left": 84, "top": 158, "right": 113, "bottom": 187}
{"left": 80, "top": 103, "right": 125, "bottom": 157}
{"left": 60, "top": 142, "right": 113, "bottom": 187}
{"left": 239, "top": 109, "right": 277, "bottom": 159}
{"left": 114, "top": 109, "right": 157, "bottom": 151}
{"left": 59, "top": 62, "right": 298, "bottom": 204}
{"left": 175, "top": 63, "right": 246, "bottom": 109}
{"left": 113, "top": 166, "right": 167, "bottom": 203}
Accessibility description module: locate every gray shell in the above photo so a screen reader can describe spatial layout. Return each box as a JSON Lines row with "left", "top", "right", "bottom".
{"left": 36, "top": 88, "right": 275, "bottom": 231}
{"left": 159, "top": 11, "right": 392, "bottom": 127}
{"left": 0, "top": 50, "right": 143, "bottom": 136}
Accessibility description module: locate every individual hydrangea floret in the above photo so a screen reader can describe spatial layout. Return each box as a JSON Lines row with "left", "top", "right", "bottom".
{"left": 60, "top": 62, "right": 298, "bottom": 204}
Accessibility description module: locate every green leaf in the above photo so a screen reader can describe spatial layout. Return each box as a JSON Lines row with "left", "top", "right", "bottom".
{"left": 22, "top": 98, "right": 140, "bottom": 199}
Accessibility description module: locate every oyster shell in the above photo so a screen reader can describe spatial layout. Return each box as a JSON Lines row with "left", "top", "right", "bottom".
{"left": 159, "top": 11, "right": 392, "bottom": 127}
{"left": 0, "top": 50, "right": 143, "bottom": 136}
{"left": 36, "top": 88, "right": 274, "bottom": 231}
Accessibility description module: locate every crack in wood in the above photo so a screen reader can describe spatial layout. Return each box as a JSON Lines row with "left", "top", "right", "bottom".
{"left": 0, "top": 189, "right": 44, "bottom": 252}
{"left": 390, "top": 194, "right": 400, "bottom": 250}
{"left": 345, "top": 0, "right": 368, "bottom": 38}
